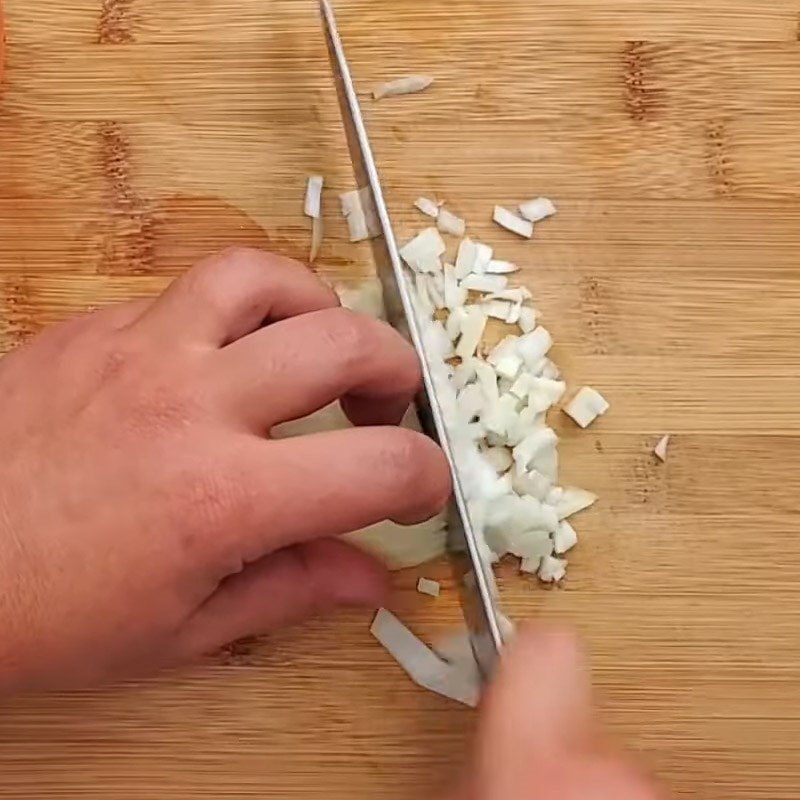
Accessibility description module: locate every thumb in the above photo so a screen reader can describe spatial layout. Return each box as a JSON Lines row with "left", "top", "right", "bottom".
{"left": 474, "top": 624, "right": 594, "bottom": 796}
{"left": 173, "top": 538, "right": 388, "bottom": 660}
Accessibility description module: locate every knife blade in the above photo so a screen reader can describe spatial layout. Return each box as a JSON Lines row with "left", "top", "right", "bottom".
{"left": 318, "top": 0, "right": 503, "bottom": 677}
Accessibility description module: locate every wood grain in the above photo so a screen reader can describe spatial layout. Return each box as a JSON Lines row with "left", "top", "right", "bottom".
{"left": 2, "top": 1, "right": 800, "bottom": 798}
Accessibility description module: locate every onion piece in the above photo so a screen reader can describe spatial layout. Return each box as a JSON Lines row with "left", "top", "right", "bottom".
{"left": 485, "top": 259, "right": 519, "bottom": 274}
{"left": 555, "top": 487, "right": 598, "bottom": 520}
{"left": 454, "top": 237, "right": 479, "bottom": 277}
{"left": 516, "top": 328, "right": 553, "bottom": 369}
{"left": 513, "top": 427, "right": 558, "bottom": 471}
{"left": 537, "top": 555, "right": 567, "bottom": 583}
{"left": 372, "top": 75, "right": 434, "bottom": 100}
{"left": 455, "top": 307, "right": 487, "bottom": 359}
{"left": 370, "top": 609, "right": 479, "bottom": 707}
{"left": 518, "top": 306, "right": 537, "bottom": 333}
{"left": 437, "top": 208, "right": 466, "bottom": 237}
{"left": 482, "top": 299, "right": 513, "bottom": 321}
{"left": 519, "top": 197, "right": 557, "bottom": 223}
{"left": 493, "top": 206, "right": 533, "bottom": 238}
{"left": 304, "top": 175, "right": 323, "bottom": 219}
{"left": 489, "top": 287, "right": 532, "bottom": 303}
{"left": 414, "top": 196, "right": 440, "bottom": 218}
{"left": 563, "top": 387, "right": 610, "bottom": 429}
{"left": 462, "top": 273, "right": 508, "bottom": 294}
{"left": 400, "top": 227, "right": 446, "bottom": 273}
{"left": 340, "top": 187, "right": 380, "bottom": 242}
{"left": 417, "top": 577, "right": 441, "bottom": 597}
{"left": 482, "top": 446, "right": 513, "bottom": 473}
{"left": 474, "top": 242, "right": 494, "bottom": 271}
{"left": 654, "top": 434, "right": 670, "bottom": 462}
{"left": 553, "top": 520, "right": 578, "bottom": 554}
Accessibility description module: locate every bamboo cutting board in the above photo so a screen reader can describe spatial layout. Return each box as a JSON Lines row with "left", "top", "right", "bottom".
{"left": 2, "top": 1, "right": 800, "bottom": 798}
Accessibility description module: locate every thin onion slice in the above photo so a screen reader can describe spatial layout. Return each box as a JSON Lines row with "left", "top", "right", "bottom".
{"left": 304, "top": 175, "right": 323, "bottom": 219}
{"left": 373, "top": 75, "right": 434, "bottom": 100}
{"left": 493, "top": 206, "right": 533, "bottom": 238}
{"left": 654, "top": 434, "right": 670, "bottom": 462}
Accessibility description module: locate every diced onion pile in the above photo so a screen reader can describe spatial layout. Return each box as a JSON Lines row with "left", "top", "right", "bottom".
{"left": 395, "top": 195, "right": 605, "bottom": 584}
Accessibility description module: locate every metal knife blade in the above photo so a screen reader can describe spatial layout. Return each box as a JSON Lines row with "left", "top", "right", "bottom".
{"left": 319, "top": 0, "right": 503, "bottom": 677}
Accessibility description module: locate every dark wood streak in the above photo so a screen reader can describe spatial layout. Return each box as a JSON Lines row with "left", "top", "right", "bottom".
{"left": 97, "top": 121, "right": 156, "bottom": 274}
{"left": 97, "top": 0, "right": 135, "bottom": 45}
{"left": 622, "top": 41, "right": 664, "bottom": 123}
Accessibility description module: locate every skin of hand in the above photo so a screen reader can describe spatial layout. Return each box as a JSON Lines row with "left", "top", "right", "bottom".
{"left": 0, "top": 247, "right": 451, "bottom": 694}
{"left": 454, "top": 625, "right": 665, "bottom": 800}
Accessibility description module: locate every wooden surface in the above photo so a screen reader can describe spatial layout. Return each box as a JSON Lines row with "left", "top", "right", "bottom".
{"left": 2, "top": 1, "right": 800, "bottom": 797}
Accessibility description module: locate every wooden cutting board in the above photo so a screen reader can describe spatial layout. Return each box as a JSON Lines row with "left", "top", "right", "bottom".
{"left": 2, "top": 1, "right": 800, "bottom": 798}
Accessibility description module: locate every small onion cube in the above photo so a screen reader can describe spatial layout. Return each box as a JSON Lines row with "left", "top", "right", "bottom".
{"left": 553, "top": 520, "right": 578, "bottom": 554}
{"left": 414, "top": 196, "right": 440, "bottom": 218}
{"left": 537, "top": 555, "right": 567, "bottom": 583}
{"left": 519, "top": 197, "right": 557, "bottom": 223}
{"left": 563, "top": 387, "right": 610, "bottom": 429}
{"left": 417, "top": 578, "right": 441, "bottom": 597}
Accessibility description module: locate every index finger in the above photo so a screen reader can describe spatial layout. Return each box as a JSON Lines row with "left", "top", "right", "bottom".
{"left": 137, "top": 247, "right": 339, "bottom": 346}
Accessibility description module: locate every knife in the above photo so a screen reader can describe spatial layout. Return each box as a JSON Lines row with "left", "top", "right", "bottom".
{"left": 319, "top": 0, "right": 503, "bottom": 678}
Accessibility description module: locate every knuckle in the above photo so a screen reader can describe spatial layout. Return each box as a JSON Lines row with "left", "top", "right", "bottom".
{"left": 171, "top": 464, "right": 251, "bottom": 553}
{"left": 380, "top": 428, "right": 451, "bottom": 509}
{"left": 318, "top": 308, "right": 377, "bottom": 364}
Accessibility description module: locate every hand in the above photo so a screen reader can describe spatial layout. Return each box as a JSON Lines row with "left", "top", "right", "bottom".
{"left": 0, "top": 247, "right": 451, "bottom": 694}
{"left": 456, "top": 626, "right": 665, "bottom": 800}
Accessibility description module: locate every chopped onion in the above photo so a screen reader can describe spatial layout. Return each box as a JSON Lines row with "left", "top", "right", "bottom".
{"left": 553, "top": 520, "right": 578, "bottom": 554}
{"left": 654, "top": 434, "right": 670, "bottom": 462}
{"left": 437, "top": 208, "right": 466, "bottom": 237}
{"left": 519, "top": 197, "right": 557, "bottom": 223}
{"left": 417, "top": 577, "right": 441, "bottom": 597}
{"left": 482, "top": 299, "right": 513, "bottom": 320}
{"left": 482, "top": 446, "right": 513, "bottom": 473}
{"left": 485, "top": 259, "right": 519, "bottom": 274}
{"left": 513, "top": 427, "right": 558, "bottom": 471}
{"left": 474, "top": 242, "right": 494, "bottom": 271}
{"left": 454, "top": 237, "right": 479, "bottom": 276}
{"left": 516, "top": 327, "right": 553, "bottom": 369}
{"left": 563, "top": 387, "right": 610, "bottom": 428}
{"left": 493, "top": 206, "right": 533, "bottom": 238}
{"left": 370, "top": 609, "right": 479, "bottom": 707}
{"left": 372, "top": 75, "right": 434, "bottom": 100}
{"left": 340, "top": 187, "right": 380, "bottom": 242}
{"left": 455, "top": 307, "right": 487, "bottom": 359}
{"left": 462, "top": 273, "right": 508, "bottom": 294}
{"left": 556, "top": 486, "right": 598, "bottom": 520}
{"left": 304, "top": 175, "right": 323, "bottom": 219}
{"left": 414, "top": 196, "right": 440, "bottom": 218}
{"left": 400, "top": 227, "right": 447, "bottom": 273}
{"left": 537, "top": 555, "right": 567, "bottom": 583}
{"left": 518, "top": 306, "right": 537, "bottom": 333}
